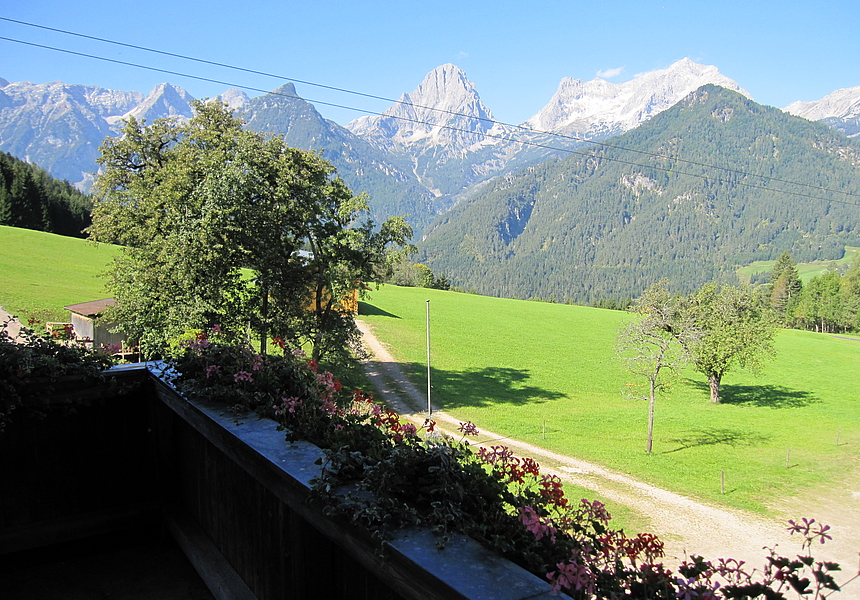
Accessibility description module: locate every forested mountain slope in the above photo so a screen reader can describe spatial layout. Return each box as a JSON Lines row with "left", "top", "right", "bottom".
{"left": 418, "top": 85, "right": 860, "bottom": 303}
{"left": 0, "top": 151, "right": 92, "bottom": 237}
{"left": 241, "top": 84, "right": 441, "bottom": 229}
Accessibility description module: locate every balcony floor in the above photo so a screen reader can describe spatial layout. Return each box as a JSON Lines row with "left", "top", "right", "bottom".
{"left": 1, "top": 527, "right": 215, "bottom": 600}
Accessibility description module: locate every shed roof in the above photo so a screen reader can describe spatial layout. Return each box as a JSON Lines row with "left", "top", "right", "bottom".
{"left": 64, "top": 298, "right": 116, "bottom": 318}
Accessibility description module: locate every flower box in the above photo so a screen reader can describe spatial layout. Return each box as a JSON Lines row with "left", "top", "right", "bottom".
{"left": 147, "top": 364, "right": 564, "bottom": 600}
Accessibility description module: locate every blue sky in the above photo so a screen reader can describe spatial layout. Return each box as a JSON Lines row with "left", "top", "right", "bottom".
{"left": 1, "top": 1, "right": 858, "bottom": 126}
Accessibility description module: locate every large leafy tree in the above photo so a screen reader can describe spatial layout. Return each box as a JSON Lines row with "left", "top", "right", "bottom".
{"left": 683, "top": 283, "right": 777, "bottom": 404}
{"left": 89, "top": 101, "right": 412, "bottom": 359}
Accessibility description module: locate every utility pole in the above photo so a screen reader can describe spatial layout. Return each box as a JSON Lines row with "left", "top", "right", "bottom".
{"left": 426, "top": 299, "right": 431, "bottom": 415}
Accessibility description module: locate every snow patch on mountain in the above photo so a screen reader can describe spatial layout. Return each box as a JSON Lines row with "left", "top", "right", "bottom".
{"left": 0, "top": 80, "right": 143, "bottom": 121}
{"left": 523, "top": 58, "right": 750, "bottom": 136}
{"left": 120, "top": 83, "right": 195, "bottom": 124}
{"left": 216, "top": 88, "right": 249, "bottom": 110}
{"left": 784, "top": 86, "right": 860, "bottom": 121}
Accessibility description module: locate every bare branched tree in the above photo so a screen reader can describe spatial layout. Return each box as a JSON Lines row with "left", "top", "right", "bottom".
{"left": 616, "top": 280, "right": 698, "bottom": 453}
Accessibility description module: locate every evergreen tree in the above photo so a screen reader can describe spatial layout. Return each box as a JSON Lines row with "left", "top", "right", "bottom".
{"left": 0, "top": 172, "right": 11, "bottom": 225}
{"left": 11, "top": 168, "right": 42, "bottom": 230}
{"left": 769, "top": 252, "right": 803, "bottom": 319}
{"left": 0, "top": 151, "right": 93, "bottom": 236}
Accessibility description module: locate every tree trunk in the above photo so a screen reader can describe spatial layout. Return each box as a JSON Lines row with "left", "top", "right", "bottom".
{"left": 708, "top": 373, "right": 722, "bottom": 404}
{"left": 647, "top": 379, "right": 656, "bottom": 454}
{"left": 260, "top": 286, "right": 268, "bottom": 355}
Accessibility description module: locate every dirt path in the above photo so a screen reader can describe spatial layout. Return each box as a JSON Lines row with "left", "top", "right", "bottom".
{"left": 356, "top": 319, "right": 860, "bottom": 595}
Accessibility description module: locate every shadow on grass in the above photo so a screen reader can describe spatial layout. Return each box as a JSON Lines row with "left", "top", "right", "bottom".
{"left": 662, "top": 427, "right": 772, "bottom": 454}
{"left": 358, "top": 301, "right": 400, "bottom": 318}
{"left": 397, "top": 362, "right": 567, "bottom": 409}
{"left": 684, "top": 380, "right": 819, "bottom": 408}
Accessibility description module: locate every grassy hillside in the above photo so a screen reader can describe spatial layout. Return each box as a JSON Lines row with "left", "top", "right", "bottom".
{"left": 359, "top": 285, "right": 860, "bottom": 515}
{"left": 0, "top": 225, "right": 120, "bottom": 322}
{"left": 736, "top": 246, "right": 860, "bottom": 284}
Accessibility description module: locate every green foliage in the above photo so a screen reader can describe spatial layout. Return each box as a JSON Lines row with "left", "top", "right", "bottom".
{"left": 769, "top": 252, "right": 803, "bottom": 319}
{"left": 786, "top": 256, "right": 860, "bottom": 334}
{"left": 168, "top": 328, "right": 323, "bottom": 415}
{"left": 418, "top": 86, "right": 860, "bottom": 303}
{"left": 385, "top": 257, "right": 451, "bottom": 289}
{"left": 0, "top": 151, "right": 93, "bottom": 237}
{"left": 617, "top": 280, "right": 695, "bottom": 452}
{"left": 682, "top": 283, "right": 779, "bottom": 404}
{"left": 89, "top": 101, "right": 413, "bottom": 360}
{"left": 592, "top": 297, "right": 634, "bottom": 311}
{"left": 0, "top": 317, "right": 116, "bottom": 433}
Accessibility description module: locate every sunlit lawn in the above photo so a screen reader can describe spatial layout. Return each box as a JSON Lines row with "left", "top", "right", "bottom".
{"left": 0, "top": 226, "right": 121, "bottom": 323}
{"left": 359, "top": 284, "right": 860, "bottom": 514}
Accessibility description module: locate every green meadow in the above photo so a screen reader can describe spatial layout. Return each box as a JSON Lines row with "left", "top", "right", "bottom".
{"left": 0, "top": 226, "right": 121, "bottom": 323}
{"left": 359, "top": 285, "right": 860, "bottom": 515}
{"left": 3, "top": 225, "right": 858, "bottom": 519}
{"left": 736, "top": 246, "right": 860, "bottom": 284}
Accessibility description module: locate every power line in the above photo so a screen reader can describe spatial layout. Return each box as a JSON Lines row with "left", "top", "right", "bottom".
{"left": 1, "top": 21, "right": 860, "bottom": 208}
{"left": 0, "top": 16, "right": 399, "bottom": 109}
{"left": 5, "top": 16, "right": 860, "bottom": 205}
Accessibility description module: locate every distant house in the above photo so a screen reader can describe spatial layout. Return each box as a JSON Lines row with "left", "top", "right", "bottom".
{"left": 307, "top": 286, "right": 360, "bottom": 316}
{"left": 296, "top": 250, "right": 361, "bottom": 316}
{"left": 63, "top": 298, "right": 127, "bottom": 349}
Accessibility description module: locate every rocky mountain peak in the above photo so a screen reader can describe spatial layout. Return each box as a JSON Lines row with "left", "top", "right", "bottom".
{"left": 216, "top": 88, "right": 250, "bottom": 110}
{"left": 523, "top": 58, "right": 750, "bottom": 137}
{"left": 784, "top": 86, "right": 860, "bottom": 121}
{"left": 346, "top": 63, "right": 497, "bottom": 150}
{"left": 783, "top": 85, "right": 860, "bottom": 137}
{"left": 121, "top": 83, "right": 194, "bottom": 124}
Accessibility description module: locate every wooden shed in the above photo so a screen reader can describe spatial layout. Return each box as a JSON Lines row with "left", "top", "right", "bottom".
{"left": 63, "top": 298, "right": 126, "bottom": 350}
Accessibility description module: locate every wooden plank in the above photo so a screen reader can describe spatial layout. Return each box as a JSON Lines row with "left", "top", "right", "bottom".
{"left": 164, "top": 503, "right": 258, "bottom": 600}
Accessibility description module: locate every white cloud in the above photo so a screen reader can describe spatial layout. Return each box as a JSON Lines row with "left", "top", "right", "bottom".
{"left": 596, "top": 66, "right": 624, "bottom": 79}
{"left": 456, "top": 51, "right": 469, "bottom": 60}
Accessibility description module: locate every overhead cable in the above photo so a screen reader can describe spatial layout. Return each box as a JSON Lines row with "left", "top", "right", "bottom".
{"left": 0, "top": 22, "right": 859, "bottom": 207}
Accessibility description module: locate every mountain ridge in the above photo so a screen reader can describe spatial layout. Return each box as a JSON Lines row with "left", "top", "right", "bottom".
{"left": 784, "top": 86, "right": 860, "bottom": 138}
{"left": 524, "top": 58, "right": 751, "bottom": 136}
{"left": 2, "top": 60, "right": 860, "bottom": 240}
{"left": 417, "top": 85, "right": 860, "bottom": 302}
